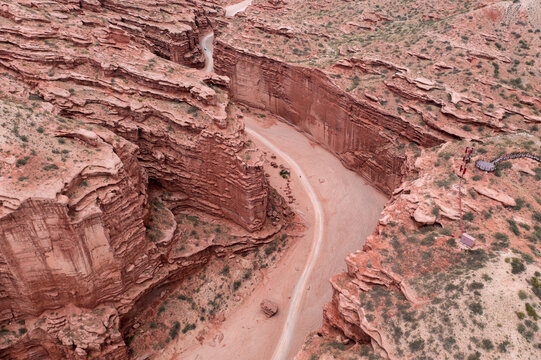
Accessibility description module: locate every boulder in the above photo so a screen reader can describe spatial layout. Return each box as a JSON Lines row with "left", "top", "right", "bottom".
{"left": 413, "top": 205, "right": 436, "bottom": 225}
{"left": 474, "top": 185, "right": 516, "bottom": 207}
{"left": 260, "top": 299, "right": 278, "bottom": 318}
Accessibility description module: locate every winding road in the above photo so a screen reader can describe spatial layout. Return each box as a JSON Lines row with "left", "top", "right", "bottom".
{"left": 200, "top": 33, "right": 214, "bottom": 73}
{"left": 244, "top": 128, "right": 325, "bottom": 360}
{"left": 184, "top": 3, "right": 387, "bottom": 359}
{"left": 203, "top": 3, "right": 326, "bottom": 358}
{"left": 224, "top": 0, "right": 254, "bottom": 17}
{"left": 203, "top": 28, "right": 325, "bottom": 356}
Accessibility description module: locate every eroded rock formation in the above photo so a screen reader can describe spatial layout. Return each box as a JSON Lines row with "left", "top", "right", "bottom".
{"left": 0, "top": 0, "right": 279, "bottom": 358}
{"left": 214, "top": 0, "right": 540, "bottom": 197}
{"left": 0, "top": 0, "right": 268, "bottom": 231}
{"left": 297, "top": 133, "right": 541, "bottom": 359}
{"left": 214, "top": 43, "right": 432, "bottom": 194}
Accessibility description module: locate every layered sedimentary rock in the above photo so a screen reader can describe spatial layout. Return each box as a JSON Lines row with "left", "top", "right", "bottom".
{"left": 0, "top": 99, "right": 148, "bottom": 357}
{"left": 215, "top": 43, "right": 436, "bottom": 194}
{"left": 296, "top": 134, "right": 541, "bottom": 359}
{"left": 0, "top": 0, "right": 276, "bottom": 358}
{"left": 0, "top": 0, "right": 267, "bottom": 231}
{"left": 214, "top": 0, "right": 540, "bottom": 196}
{"left": 210, "top": 0, "right": 541, "bottom": 358}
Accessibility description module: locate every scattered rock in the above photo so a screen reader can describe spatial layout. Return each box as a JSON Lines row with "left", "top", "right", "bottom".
{"left": 413, "top": 206, "right": 436, "bottom": 225}
{"left": 260, "top": 299, "right": 278, "bottom": 317}
{"left": 474, "top": 185, "right": 516, "bottom": 207}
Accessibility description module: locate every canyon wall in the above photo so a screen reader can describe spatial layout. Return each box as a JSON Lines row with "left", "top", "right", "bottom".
{"left": 215, "top": 1, "right": 541, "bottom": 358}
{"left": 215, "top": 42, "right": 442, "bottom": 194}
{"left": 0, "top": 0, "right": 267, "bottom": 231}
{"left": 296, "top": 133, "right": 541, "bottom": 359}
{"left": 0, "top": 0, "right": 276, "bottom": 358}
{"left": 0, "top": 131, "right": 148, "bottom": 321}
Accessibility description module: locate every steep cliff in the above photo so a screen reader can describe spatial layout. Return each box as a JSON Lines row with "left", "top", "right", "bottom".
{"left": 214, "top": 42, "right": 429, "bottom": 194}
{"left": 296, "top": 133, "right": 541, "bottom": 359}
{"left": 210, "top": 0, "right": 541, "bottom": 358}
{"left": 0, "top": 0, "right": 278, "bottom": 358}
{"left": 0, "top": 0, "right": 267, "bottom": 231}
{"left": 214, "top": 0, "right": 540, "bottom": 196}
{"left": 0, "top": 99, "right": 148, "bottom": 357}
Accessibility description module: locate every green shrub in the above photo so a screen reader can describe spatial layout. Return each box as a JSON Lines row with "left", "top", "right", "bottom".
{"left": 511, "top": 258, "right": 526, "bottom": 274}
{"left": 507, "top": 219, "right": 521, "bottom": 236}
{"left": 469, "top": 302, "right": 483, "bottom": 315}
{"left": 498, "top": 340, "right": 510, "bottom": 352}
{"left": 220, "top": 265, "right": 230, "bottom": 276}
{"left": 463, "top": 212, "right": 474, "bottom": 221}
{"left": 514, "top": 198, "right": 525, "bottom": 211}
{"left": 481, "top": 339, "right": 494, "bottom": 350}
{"left": 182, "top": 323, "right": 196, "bottom": 334}
{"left": 531, "top": 276, "right": 541, "bottom": 299}
{"left": 169, "top": 321, "right": 180, "bottom": 339}
{"left": 328, "top": 341, "right": 345, "bottom": 350}
{"left": 526, "top": 303, "right": 538, "bottom": 320}
{"left": 408, "top": 339, "right": 424, "bottom": 352}
{"left": 43, "top": 163, "right": 59, "bottom": 171}
{"left": 493, "top": 232, "right": 509, "bottom": 248}
{"left": 468, "top": 281, "right": 484, "bottom": 291}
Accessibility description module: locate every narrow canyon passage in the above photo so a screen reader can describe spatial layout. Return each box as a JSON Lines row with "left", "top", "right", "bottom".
{"left": 163, "top": 109, "right": 387, "bottom": 359}
{"left": 1, "top": 1, "right": 539, "bottom": 359}
{"left": 188, "top": 6, "right": 388, "bottom": 358}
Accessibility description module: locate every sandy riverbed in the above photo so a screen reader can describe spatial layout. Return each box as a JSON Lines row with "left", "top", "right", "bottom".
{"left": 162, "top": 107, "right": 387, "bottom": 360}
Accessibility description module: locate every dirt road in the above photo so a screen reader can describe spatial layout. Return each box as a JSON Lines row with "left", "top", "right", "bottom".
{"left": 225, "top": 0, "right": 253, "bottom": 17}
{"left": 168, "top": 2, "right": 388, "bottom": 358}
{"left": 245, "top": 126, "right": 324, "bottom": 360}
{"left": 163, "top": 109, "right": 387, "bottom": 359}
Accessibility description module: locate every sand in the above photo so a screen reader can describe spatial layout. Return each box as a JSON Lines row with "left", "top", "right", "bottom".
{"left": 161, "top": 109, "right": 387, "bottom": 360}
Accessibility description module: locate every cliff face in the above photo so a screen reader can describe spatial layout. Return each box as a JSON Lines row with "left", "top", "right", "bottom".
{"left": 296, "top": 133, "right": 541, "bottom": 359}
{"left": 212, "top": 0, "right": 541, "bottom": 358}
{"left": 0, "top": 0, "right": 267, "bottom": 231}
{"left": 0, "top": 160, "right": 146, "bottom": 318}
{"left": 214, "top": 42, "right": 431, "bottom": 194}
{"left": 0, "top": 0, "right": 274, "bottom": 358}
{"left": 214, "top": 0, "right": 540, "bottom": 197}
{"left": 0, "top": 100, "right": 149, "bottom": 357}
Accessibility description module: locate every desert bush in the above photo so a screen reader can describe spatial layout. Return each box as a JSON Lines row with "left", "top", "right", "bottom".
{"left": 408, "top": 339, "right": 424, "bottom": 352}
{"left": 182, "top": 323, "right": 196, "bottom": 334}
{"left": 481, "top": 339, "right": 494, "bottom": 350}
{"left": 511, "top": 258, "right": 525, "bottom": 274}
{"left": 507, "top": 219, "right": 521, "bottom": 236}
{"left": 469, "top": 302, "right": 483, "bottom": 315}
{"left": 169, "top": 321, "right": 180, "bottom": 339}
{"left": 526, "top": 303, "right": 538, "bottom": 320}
